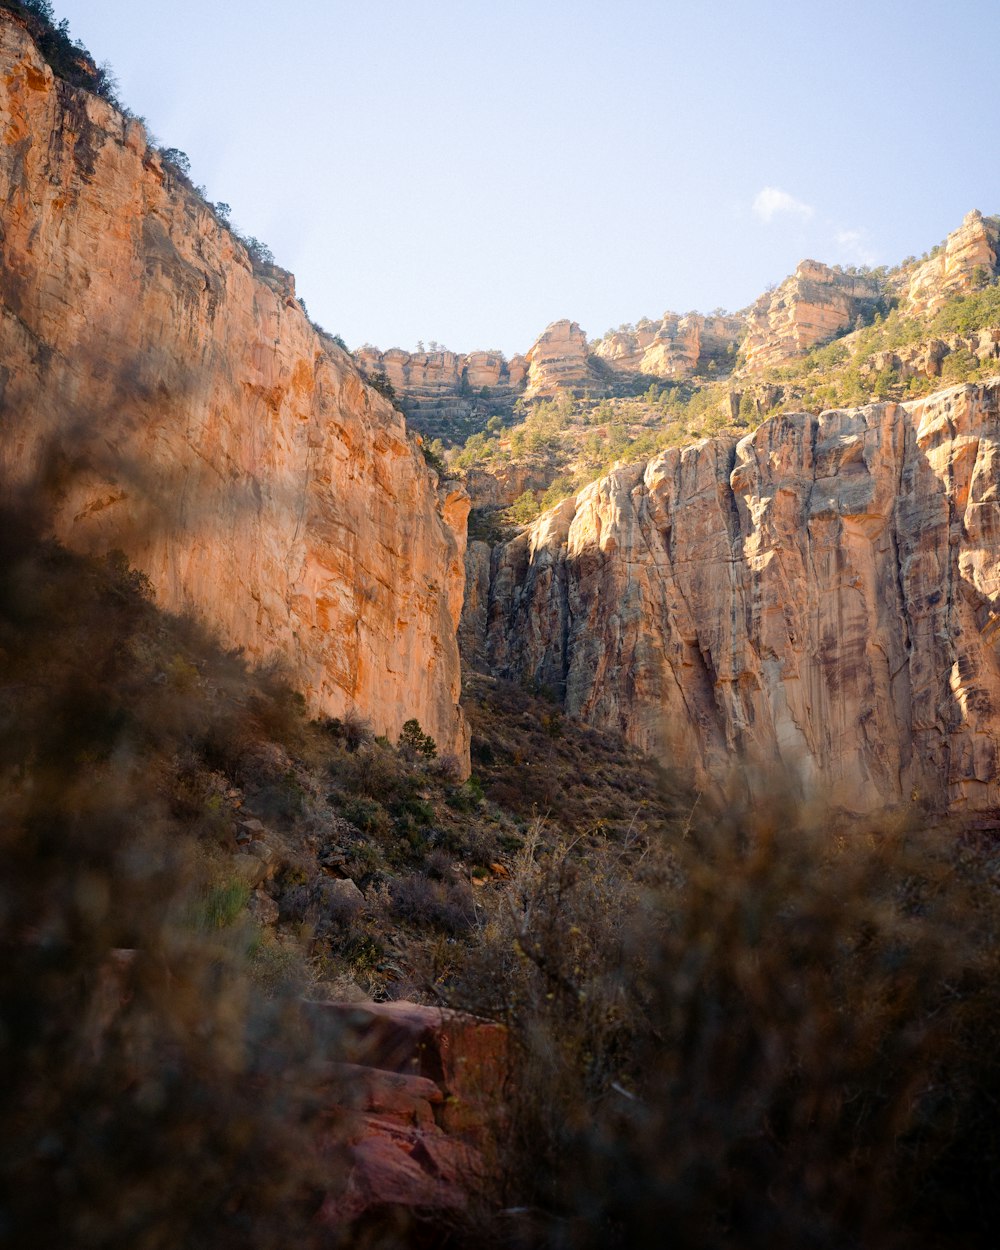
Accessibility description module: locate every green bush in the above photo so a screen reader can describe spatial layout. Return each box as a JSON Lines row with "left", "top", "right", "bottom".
{"left": 397, "top": 717, "right": 437, "bottom": 759}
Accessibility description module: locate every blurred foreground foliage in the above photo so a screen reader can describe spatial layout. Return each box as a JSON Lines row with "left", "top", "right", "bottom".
{"left": 449, "top": 789, "right": 1000, "bottom": 1249}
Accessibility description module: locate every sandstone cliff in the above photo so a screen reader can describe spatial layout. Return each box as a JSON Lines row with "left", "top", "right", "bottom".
{"left": 524, "top": 319, "right": 603, "bottom": 397}
{"left": 355, "top": 344, "right": 528, "bottom": 433}
{"left": 593, "top": 312, "right": 743, "bottom": 379}
{"left": 468, "top": 381, "right": 1000, "bottom": 813}
{"left": 741, "top": 260, "right": 883, "bottom": 374}
{"left": 0, "top": 12, "right": 470, "bottom": 762}
{"left": 901, "top": 209, "right": 1000, "bottom": 318}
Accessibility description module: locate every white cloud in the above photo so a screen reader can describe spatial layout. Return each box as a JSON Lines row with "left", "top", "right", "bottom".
{"left": 834, "top": 227, "right": 878, "bottom": 267}
{"left": 752, "top": 186, "right": 815, "bottom": 224}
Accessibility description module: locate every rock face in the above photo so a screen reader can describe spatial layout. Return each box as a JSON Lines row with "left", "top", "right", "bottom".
{"left": 903, "top": 209, "right": 1000, "bottom": 318}
{"left": 308, "top": 999, "right": 506, "bottom": 1230}
{"left": 525, "top": 319, "right": 602, "bottom": 397}
{"left": 470, "top": 381, "right": 1000, "bottom": 814}
{"left": 741, "top": 260, "right": 883, "bottom": 374}
{"left": 0, "top": 13, "right": 469, "bottom": 762}
{"left": 593, "top": 312, "right": 744, "bottom": 379}
{"left": 356, "top": 346, "right": 528, "bottom": 397}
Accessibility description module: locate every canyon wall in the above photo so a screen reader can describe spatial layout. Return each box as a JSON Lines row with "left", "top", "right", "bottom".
{"left": 0, "top": 12, "right": 470, "bottom": 762}
{"left": 524, "top": 319, "right": 602, "bottom": 397}
{"left": 355, "top": 344, "right": 527, "bottom": 434}
{"left": 470, "top": 381, "right": 1000, "bottom": 813}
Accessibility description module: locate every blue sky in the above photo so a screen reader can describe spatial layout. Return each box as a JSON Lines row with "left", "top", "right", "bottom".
{"left": 53, "top": 0, "right": 1000, "bottom": 355}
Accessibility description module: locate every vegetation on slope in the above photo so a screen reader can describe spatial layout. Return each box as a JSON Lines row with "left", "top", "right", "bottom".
{"left": 449, "top": 271, "right": 1000, "bottom": 529}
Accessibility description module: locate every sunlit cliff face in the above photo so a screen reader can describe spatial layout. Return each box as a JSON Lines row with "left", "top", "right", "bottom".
{"left": 470, "top": 382, "right": 1000, "bottom": 814}
{"left": 0, "top": 11, "right": 470, "bottom": 767}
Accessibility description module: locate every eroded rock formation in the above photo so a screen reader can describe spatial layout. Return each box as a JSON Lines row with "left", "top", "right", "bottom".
{"left": 593, "top": 312, "right": 743, "bottom": 379}
{"left": 524, "top": 319, "right": 602, "bottom": 397}
{"left": 0, "top": 12, "right": 469, "bottom": 761}
{"left": 355, "top": 344, "right": 528, "bottom": 432}
{"left": 903, "top": 209, "right": 1000, "bottom": 318}
{"left": 741, "top": 260, "right": 883, "bottom": 374}
{"left": 469, "top": 381, "right": 1000, "bottom": 813}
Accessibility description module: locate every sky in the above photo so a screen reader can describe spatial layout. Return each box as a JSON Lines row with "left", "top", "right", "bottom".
{"left": 51, "top": 0, "right": 1000, "bottom": 356}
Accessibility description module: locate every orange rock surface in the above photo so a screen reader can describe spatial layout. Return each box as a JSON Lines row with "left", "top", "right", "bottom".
{"left": 475, "top": 382, "right": 1000, "bottom": 814}
{"left": 741, "top": 260, "right": 882, "bottom": 373}
{"left": 0, "top": 13, "right": 469, "bottom": 762}
{"left": 903, "top": 209, "right": 1000, "bottom": 317}
{"left": 525, "top": 319, "right": 600, "bottom": 396}
{"left": 593, "top": 312, "right": 743, "bottom": 379}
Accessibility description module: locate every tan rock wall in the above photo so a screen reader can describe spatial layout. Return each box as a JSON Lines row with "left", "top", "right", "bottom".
{"left": 356, "top": 345, "right": 527, "bottom": 406}
{"left": 903, "top": 210, "right": 999, "bottom": 318}
{"left": 524, "top": 319, "right": 599, "bottom": 397}
{"left": 477, "top": 382, "right": 1000, "bottom": 813}
{"left": 741, "top": 261, "right": 882, "bottom": 374}
{"left": 593, "top": 312, "right": 743, "bottom": 379}
{"left": 0, "top": 14, "right": 469, "bottom": 763}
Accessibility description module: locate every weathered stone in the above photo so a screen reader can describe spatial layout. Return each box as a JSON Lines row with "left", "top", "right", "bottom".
{"left": 246, "top": 889, "right": 279, "bottom": 926}
{"left": 903, "top": 210, "right": 1000, "bottom": 318}
{"left": 0, "top": 13, "right": 470, "bottom": 768}
{"left": 231, "top": 854, "right": 267, "bottom": 889}
{"left": 741, "top": 260, "right": 883, "bottom": 373}
{"left": 525, "top": 320, "right": 601, "bottom": 397}
{"left": 593, "top": 312, "right": 743, "bottom": 380}
{"left": 480, "top": 381, "right": 1000, "bottom": 815}
{"left": 310, "top": 1000, "right": 505, "bottom": 1231}
{"left": 323, "top": 877, "right": 365, "bottom": 910}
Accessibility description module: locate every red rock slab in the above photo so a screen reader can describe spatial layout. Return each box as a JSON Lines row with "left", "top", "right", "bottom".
{"left": 305, "top": 1000, "right": 507, "bottom": 1112}
{"left": 318, "top": 1118, "right": 473, "bottom": 1227}
{"left": 317, "top": 1061, "right": 443, "bottom": 1128}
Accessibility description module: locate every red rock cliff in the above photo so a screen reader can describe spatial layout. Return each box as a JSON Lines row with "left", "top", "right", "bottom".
{"left": 0, "top": 13, "right": 469, "bottom": 762}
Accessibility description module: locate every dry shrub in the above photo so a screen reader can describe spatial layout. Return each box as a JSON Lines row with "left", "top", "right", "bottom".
{"left": 0, "top": 514, "right": 347, "bottom": 1248}
{"left": 452, "top": 791, "right": 1000, "bottom": 1249}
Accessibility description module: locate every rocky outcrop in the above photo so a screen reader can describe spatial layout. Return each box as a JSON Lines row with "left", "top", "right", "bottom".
{"left": 355, "top": 344, "right": 527, "bottom": 438}
{"left": 903, "top": 210, "right": 1000, "bottom": 318}
{"left": 356, "top": 346, "right": 528, "bottom": 398}
{"left": 0, "top": 12, "right": 469, "bottom": 762}
{"left": 593, "top": 312, "right": 743, "bottom": 379}
{"left": 471, "top": 381, "right": 1000, "bottom": 814}
{"left": 861, "top": 329, "right": 1000, "bottom": 384}
{"left": 741, "top": 260, "right": 883, "bottom": 374}
{"left": 525, "top": 319, "right": 602, "bottom": 397}
{"left": 310, "top": 1000, "right": 506, "bottom": 1230}
{"left": 462, "top": 462, "right": 556, "bottom": 509}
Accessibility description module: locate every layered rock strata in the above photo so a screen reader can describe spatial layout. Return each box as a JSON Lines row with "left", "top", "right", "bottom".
{"left": 470, "top": 381, "right": 1000, "bottom": 813}
{"left": 593, "top": 312, "right": 743, "bottom": 379}
{"left": 741, "top": 261, "right": 883, "bottom": 374}
{"left": 0, "top": 12, "right": 469, "bottom": 761}
{"left": 355, "top": 345, "right": 528, "bottom": 434}
{"left": 524, "top": 319, "right": 603, "bottom": 397}
{"left": 356, "top": 346, "right": 528, "bottom": 397}
{"left": 903, "top": 209, "right": 999, "bottom": 318}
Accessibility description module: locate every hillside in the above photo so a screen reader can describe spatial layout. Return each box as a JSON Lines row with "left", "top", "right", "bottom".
{"left": 365, "top": 210, "right": 1000, "bottom": 531}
